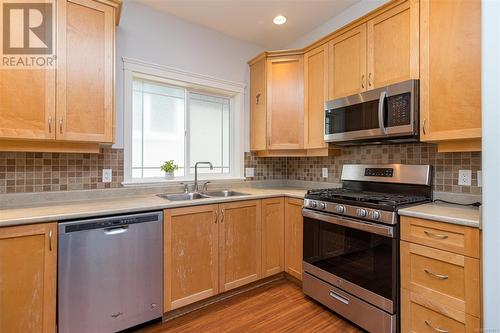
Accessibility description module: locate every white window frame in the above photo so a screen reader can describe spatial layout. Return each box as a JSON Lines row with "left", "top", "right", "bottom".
{"left": 122, "top": 57, "right": 245, "bottom": 185}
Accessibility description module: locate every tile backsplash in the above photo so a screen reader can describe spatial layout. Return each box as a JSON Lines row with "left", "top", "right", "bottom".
{"left": 0, "top": 143, "right": 481, "bottom": 195}
{"left": 247, "top": 143, "right": 482, "bottom": 195}
{"left": 0, "top": 149, "right": 124, "bottom": 194}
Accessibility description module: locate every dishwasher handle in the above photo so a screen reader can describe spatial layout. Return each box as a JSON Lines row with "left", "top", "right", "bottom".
{"left": 103, "top": 226, "right": 129, "bottom": 235}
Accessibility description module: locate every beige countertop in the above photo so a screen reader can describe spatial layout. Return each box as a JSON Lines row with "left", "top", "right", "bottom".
{"left": 398, "top": 202, "right": 481, "bottom": 228}
{"left": 0, "top": 187, "right": 307, "bottom": 227}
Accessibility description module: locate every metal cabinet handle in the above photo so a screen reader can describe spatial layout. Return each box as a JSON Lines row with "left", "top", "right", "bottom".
{"left": 424, "top": 230, "right": 449, "bottom": 240}
{"left": 49, "top": 230, "right": 53, "bottom": 251}
{"left": 220, "top": 209, "right": 225, "bottom": 223}
{"left": 423, "top": 118, "right": 427, "bottom": 135}
{"left": 59, "top": 118, "right": 63, "bottom": 134}
{"left": 424, "top": 269, "right": 449, "bottom": 280}
{"left": 256, "top": 93, "right": 261, "bottom": 105}
{"left": 214, "top": 210, "right": 219, "bottom": 224}
{"left": 425, "top": 320, "right": 449, "bottom": 333}
{"left": 48, "top": 117, "right": 52, "bottom": 133}
{"left": 361, "top": 75, "right": 365, "bottom": 89}
{"left": 329, "top": 290, "right": 349, "bottom": 305}
{"left": 368, "top": 73, "right": 373, "bottom": 87}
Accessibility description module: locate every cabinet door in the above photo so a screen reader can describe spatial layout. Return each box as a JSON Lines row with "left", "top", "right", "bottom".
{"left": 267, "top": 56, "right": 304, "bottom": 150}
{"left": 219, "top": 200, "right": 261, "bottom": 292}
{"left": 250, "top": 57, "right": 267, "bottom": 151}
{"left": 367, "top": 0, "right": 419, "bottom": 89}
{"left": 419, "top": 0, "right": 481, "bottom": 143}
{"left": 261, "top": 197, "right": 285, "bottom": 277}
{"left": 284, "top": 197, "right": 303, "bottom": 281}
{"left": 328, "top": 24, "right": 367, "bottom": 100}
{"left": 304, "top": 45, "right": 328, "bottom": 149}
{"left": 164, "top": 205, "right": 219, "bottom": 311}
{"left": 0, "top": 68, "right": 55, "bottom": 140}
{"left": 57, "top": 0, "right": 114, "bottom": 143}
{"left": 0, "top": 222, "right": 57, "bottom": 333}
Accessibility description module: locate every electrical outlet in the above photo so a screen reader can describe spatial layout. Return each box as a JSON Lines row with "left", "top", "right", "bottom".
{"left": 477, "top": 170, "right": 482, "bottom": 187}
{"left": 102, "top": 169, "right": 112, "bottom": 183}
{"left": 322, "top": 167, "right": 328, "bottom": 178}
{"left": 458, "top": 169, "right": 472, "bottom": 186}
{"left": 245, "top": 167, "right": 255, "bottom": 178}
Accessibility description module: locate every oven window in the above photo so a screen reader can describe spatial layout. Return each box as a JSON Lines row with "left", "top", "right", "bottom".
{"left": 325, "top": 99, "right": 379, "bottom": 134}
{"left": 303, "top": 216, "right": 396, "bottom": 301}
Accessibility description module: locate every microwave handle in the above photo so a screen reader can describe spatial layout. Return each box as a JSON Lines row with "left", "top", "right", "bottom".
{"left": 378, "top": 90, "right": 387, "bottom": 134}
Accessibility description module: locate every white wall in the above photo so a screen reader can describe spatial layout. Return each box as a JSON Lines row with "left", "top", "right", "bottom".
{"left": 114, "top": 1, "right": 263, "bottom": 148}
{"left": 285, "top": 0, "right": 390, "bottom": 49}
{"left": 481, "top": 0, "right": 500, "bottom": 330}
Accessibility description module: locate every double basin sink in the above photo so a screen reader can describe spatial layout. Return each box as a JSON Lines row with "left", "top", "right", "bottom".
{"left": 158, "top": 190, "right": 250, "bottom": 202}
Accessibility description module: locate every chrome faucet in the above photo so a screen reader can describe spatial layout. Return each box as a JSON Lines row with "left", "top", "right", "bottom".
{"left": 194, "top": 161, "right": 213, "bottom": 193}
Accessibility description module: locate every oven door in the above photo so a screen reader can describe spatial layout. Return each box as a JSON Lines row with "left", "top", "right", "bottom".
{"left": 302, "top": 208, "right": 399, "bottom": 314}
{"left": 324, "top": 79, "right": 418, "bottom": 143}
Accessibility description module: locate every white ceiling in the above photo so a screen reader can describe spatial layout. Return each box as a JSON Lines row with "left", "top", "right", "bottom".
{"left": 132, "top": 0, "right": 360, "bottom": 49}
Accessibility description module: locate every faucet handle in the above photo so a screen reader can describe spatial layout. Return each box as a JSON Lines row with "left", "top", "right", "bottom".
{"left": 202, "top": 181, "right": 211, "bottom": 193}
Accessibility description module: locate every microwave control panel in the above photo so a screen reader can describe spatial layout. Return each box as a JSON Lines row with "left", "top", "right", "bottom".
{"left": 387, "top": 93, "right": 411, "bottom": 126}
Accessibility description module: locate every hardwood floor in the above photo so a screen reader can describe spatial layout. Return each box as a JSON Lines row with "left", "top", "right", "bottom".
{"left": 137, "top": 279, "right": 364, "bottom": 333}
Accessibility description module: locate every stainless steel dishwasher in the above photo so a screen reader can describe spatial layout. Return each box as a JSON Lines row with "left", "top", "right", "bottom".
{"left": 58, "top": 211, "right": 163, "bottom": 333}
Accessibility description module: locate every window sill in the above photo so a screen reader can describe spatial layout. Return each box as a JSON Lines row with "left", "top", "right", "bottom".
{"left": 122, "top": 176, "right": 246, "bottom": 187}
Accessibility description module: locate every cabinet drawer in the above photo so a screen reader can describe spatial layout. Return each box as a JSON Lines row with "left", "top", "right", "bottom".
{"left": 402, "top": 289, "right": 480, "bottom": 333}
{"left": 401, "top": 241, "right": 480, "bottom": 317}
{"left": 401, "top": 216, "right": 480, "bottom": 258}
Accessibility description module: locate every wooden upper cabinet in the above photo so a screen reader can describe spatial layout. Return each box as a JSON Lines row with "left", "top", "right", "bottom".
{"left": 250, "top": 57, "right": 267, "bottom": 151}
{"left": 219, "top": 200, "right": 262, "bottom": 292}
{"left": 284, "top": 197, "right": 303, "bottom": 281}
{"left": 267, "top": 56, "right": 304, "bottom": 150}
{"left": 367, "top": 0, "right": 419, "bottom": 89}
{"left": 419, "top": 0, "right": 481, "bottom": 147}
{"left": 261, "top": 197, "right": 285, "bottom": 277}
{"left": 57, "top": 0, "right": 115, "bottom": 143}
{"left": 304, "top": 45, "right": 328, "bottom": 149}
{"left": 328, "top": 24, "right": 367, "bottom": 100}
{"left": 0, "top": 70, "right": 55, "bottom": 141}
{"left": 0, "top": 222, "right": 57, "bottom": 333}
{"left": 164, "top": 205, "right": 219, "bottom": 312}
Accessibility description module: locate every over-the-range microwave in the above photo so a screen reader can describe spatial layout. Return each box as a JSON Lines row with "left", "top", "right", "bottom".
{"left": 324, "top": 79, "right": 419, "bottom": 145}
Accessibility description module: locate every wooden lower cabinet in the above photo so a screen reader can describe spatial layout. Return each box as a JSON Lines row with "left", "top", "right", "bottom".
{"left": 261, "top": 197, "right": 285, "bottom": 277}
{"left": 164, "top": 205, "right": 219, "bottom": 312}
{"left": 219, "top": 200, "right": 262, "bottom": 292}
{"left": 401, "top": 216, "right": 482, "bottom": 332}
{"left": 284, "top": 197, "right": 304, "bottom": 281}
{"left": 0, "top": 222, "right": 57, "bottom": 333}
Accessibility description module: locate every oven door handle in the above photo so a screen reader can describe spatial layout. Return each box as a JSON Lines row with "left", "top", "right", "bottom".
{"left": 302, "top": 209, "right": 395, "bottom": 238}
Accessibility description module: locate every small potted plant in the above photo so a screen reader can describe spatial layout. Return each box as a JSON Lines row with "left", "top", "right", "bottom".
{"left": 160, "top": 160, "right": 178, "bottom": 180}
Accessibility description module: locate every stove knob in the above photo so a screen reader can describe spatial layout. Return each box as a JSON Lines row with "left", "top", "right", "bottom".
{"left": 371, "top": 211, "right": 381, "bottom": 220}
{"left": 310, "top": 201, "right": 318, "bottom": 208}
{"left": 318, "top": 202, "right": 326, "bottom": 210}
{"left": 357, "top": 208, "right": 367, "bottom": 217}
{"left": 335, "top": 205, "right": 345, "bottom": 214}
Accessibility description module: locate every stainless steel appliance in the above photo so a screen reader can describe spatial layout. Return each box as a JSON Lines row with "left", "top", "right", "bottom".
{"left": 58, "top": 211, "right": 163, "bottom": 333}
{"left": 324, "top": 79, "right": 419, "bottom": 144}
{"left": 302, "top": 164, "right": 432, "bottom": 333}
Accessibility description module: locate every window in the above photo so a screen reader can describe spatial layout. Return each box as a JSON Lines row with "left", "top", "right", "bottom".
{"left": 131, "top": 78, "right": 231, "bottom": 180}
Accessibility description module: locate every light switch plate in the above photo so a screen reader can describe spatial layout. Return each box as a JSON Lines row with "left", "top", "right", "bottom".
{"left": 322, "top": 167, "right": 328, "bottom": 178}
{"left": 102, "top": 169, "right": 112, "bottom": 183}
{"left": 477, "top": 170, "right": 482, "bottom": 187}
{"left": 458, "top": 169, "right": 472, "bottom": 186}
{"left": 245, "top": 167, "right": 255, "bottom": 178}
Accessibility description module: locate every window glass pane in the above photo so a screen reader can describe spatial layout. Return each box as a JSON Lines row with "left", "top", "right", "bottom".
{"left": 132, "top": 78, "right": 186, "bottom": 178}
{"left": 189, "top": 92, "right": 230, "bottom": 175}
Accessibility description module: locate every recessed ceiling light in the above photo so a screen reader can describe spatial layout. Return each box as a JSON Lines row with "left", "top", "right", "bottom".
{"left": 273, "top": 15, "right": 287, "bottom": 25}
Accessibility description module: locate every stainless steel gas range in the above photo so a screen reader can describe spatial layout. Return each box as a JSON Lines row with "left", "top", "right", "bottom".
{"left": 302, "top": 164, "right": 432, "bottom": 333}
